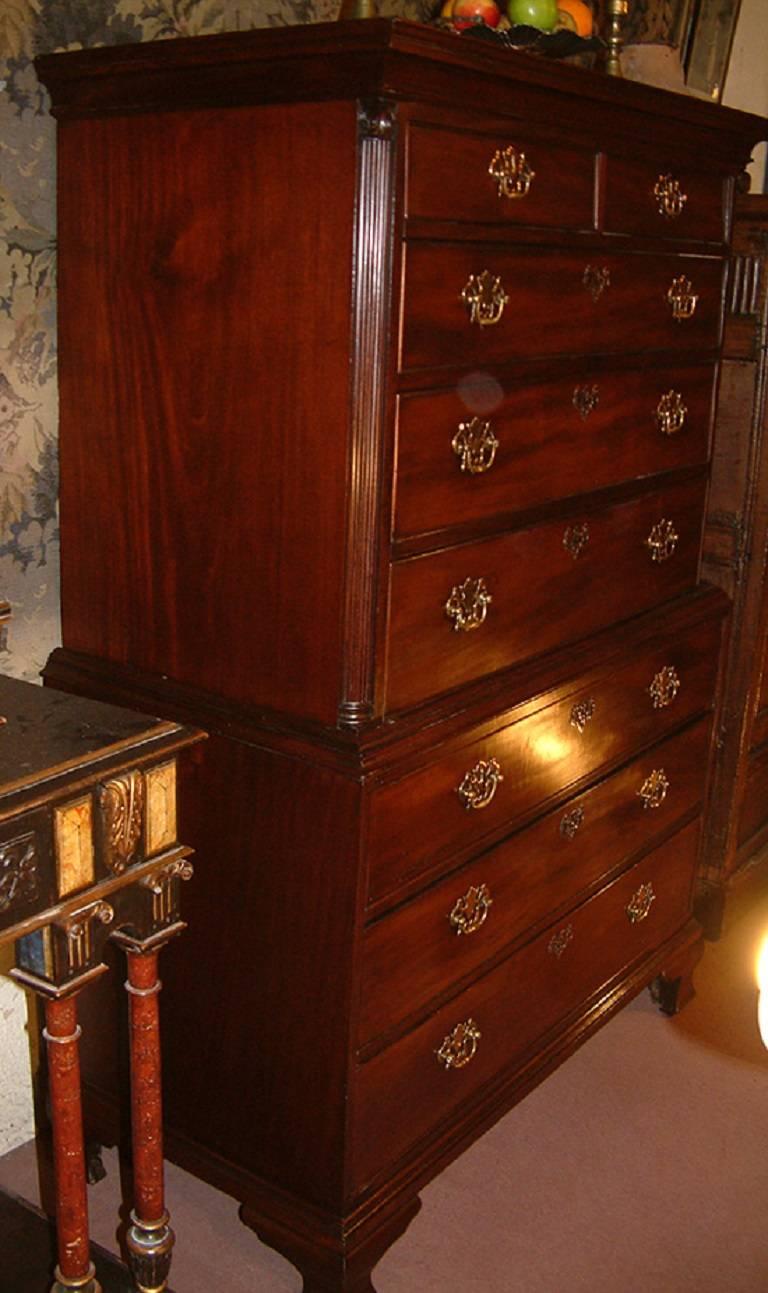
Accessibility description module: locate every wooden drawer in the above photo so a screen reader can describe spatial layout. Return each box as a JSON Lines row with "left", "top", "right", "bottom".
{"left": 386, "top": 474, "right": 706, "bottom": 712}
{"left": 394, "top": 362, "right": 715, "bottom": 541}
{"left": 400, "top": 245, "right": 724, "bottom": 373}
{"left": 360, "top": 716, "right": 711, "bottom": 1047}
{"left": 353, "top": 820, "right": 699, "bottom": 1190}
{"left": 603, "top": 156, "right": 726, "bottom": 243}
{"left": 406, "top": 121, "right": 596, "bottom": 232}
{"left": 369, "top": 608, "right": 719, "bottom": 903}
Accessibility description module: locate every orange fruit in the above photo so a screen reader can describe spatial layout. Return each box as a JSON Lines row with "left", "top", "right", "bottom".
{"left": 555, "top": 0, "right": 593, "bottom": 36}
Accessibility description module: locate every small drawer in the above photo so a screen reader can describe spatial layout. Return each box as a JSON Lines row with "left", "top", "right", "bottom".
{"left": 386, "top": 474, "right": 706, "bottom": 712}
{"left": 394, "top": 362, "right": 715, "bottom": 541}
{"left": 406, "top": 121, "right": 596, "bottom": 232}
{"left": 369, "top": 607, "right": 720, "bottom": 903}
{"left": 603, "top": 156, "right": 726, "bottom": 243}
{"left": 353, "top": 820, "right": 699, "bottom": 1191}
{"left": 400, "top": 245, "right": 724, "bottom": 374}
{"left": 360, "top": 716, "right": 711, "bottom": 1046}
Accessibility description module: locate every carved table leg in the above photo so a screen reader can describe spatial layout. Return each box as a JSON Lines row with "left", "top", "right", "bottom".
{"left": 123, "top": 948, "right": 174, "bottom": 1293}
{"left": 43, "top": 994, "right": 101, "bottom": 1293}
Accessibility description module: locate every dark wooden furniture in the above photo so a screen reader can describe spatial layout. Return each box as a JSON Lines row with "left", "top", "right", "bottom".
{"left": 0, "top": 676, "right": 202, "bottom": 1293}
{"left": 701, "top": 195, "right": 768, "bottom": 932}
{"left": 36, "top": 21, "right": 767, "bottom": 1292}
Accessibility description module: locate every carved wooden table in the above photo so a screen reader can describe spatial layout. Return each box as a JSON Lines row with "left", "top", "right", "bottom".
{"left": 0, "top": 675, "right": 203, "bottom": 1293}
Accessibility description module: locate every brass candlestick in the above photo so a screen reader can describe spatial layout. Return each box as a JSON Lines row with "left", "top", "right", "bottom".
{"left": 604, "top": 0, "right": 629, "bottom": 77}
{"left": 337, "top": 0, "right": 377, "bottom": 17}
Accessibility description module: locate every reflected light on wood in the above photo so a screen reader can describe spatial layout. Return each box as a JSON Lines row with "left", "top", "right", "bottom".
{"left": 756, "top": 934, "right": 768, "bottom": 1049}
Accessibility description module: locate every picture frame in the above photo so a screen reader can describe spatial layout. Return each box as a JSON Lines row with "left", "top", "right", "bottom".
{"left": 683, "top": 0, "right": 743, "bottom": 102}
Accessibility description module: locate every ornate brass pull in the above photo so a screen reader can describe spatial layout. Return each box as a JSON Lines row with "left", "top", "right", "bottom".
{"left": 638, "top": 768, "right": 669, "bottom": 810}
{"left": 573, "top": 384, "right": 600, "bottom": 420}
{"left": 648, "top": 664, "right": 680, "bottom": 710}
{"left": 564, "top": 522, "right": 590, "bottom": 560}
{"left": 570, "top": 698, "right": 596, "bottom": 733}
{"left": 667, "top": 275, "right": 698, "bottom": 322}
{"left": 461, "top": 270, "right": 509, "bottom": 327}
{"left": 548, "top": 925, "right": 574, "bottom": 958}
{"left": 645, "top": 518, "right": 678, "bottom": 563}
{"left": 560, "top": 806, "right": 584, "bottom": 839}
{"left": 457, "top": 757, "right": 504, "bottom": 811}
{"left": 452, "top": 417, "right": 499, "bottom": 475}
{"left": 449, "top": 883, "right": 494, "bottom": 936}
{"left": 445, "top": 577, "right": 492, "bottom": 632}
{"left": 626, "top": 881, "right": 656, "bottom": 924}
{"left": 654, "top": 174, "right": 688, "bottom": 219}
{"left": 488, "top": 145, "right": 535, "bottom": 200}
{"left": 655, "top": 390, "right": 688, "bottom": 436}
{"left": 583, "top": 265, "right": 611, "bottom": 302}
{"left": 436, "top": 1018, "right": 481, "bottom": 1070}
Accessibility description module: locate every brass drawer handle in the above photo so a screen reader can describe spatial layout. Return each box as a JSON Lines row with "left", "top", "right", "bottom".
{"left": 449, "top": 882, "right": 494, "bottom": 936}
{"left": 648, "top": 664, "right": 680, "bottom": 710}
{"left": 667, "top": 275, "right": 698, "bottom": 321}
{"left": 638, "top": 768, "right": 669, "bottom": 810}
{"left": 445, "top": 576, "right": 492, "bottom": 632}
{"left": 548, "top": 924, "right": 574, "bottom": 958}
{"left": 564, "top": 522, "right": 589, "bottom": 560}
{"left": 655, "top": 390, "right": 688, "bottom": 436}
{"left": 583, "top": 264, "right": 611, "bottom": 302}
{"left": 573, "top": 384, "right": 600, "bottom": 420}
{"left": 461, "top": 270, "right": 509, "bottom": 327}
{"left": 645, "top": 518, "right": 678, "bottom": 563}
{"left": 457, "top": 757, "right": 504, "bottom": 811}
{"left": 488, "top": 145, "right": 535, "bottom": 200}
{"left": 654, "top": 174, "right": 688, "bottom": 219}
{"left": 452, "top": 417, "right": 499, "bottom": 475}
{"left": 570, "top": 698, "right": 596, "bottom": 733}
{"left": 436, "top": 1018, "right": 481, "bottom": 1070}
{"left": 626, "top": 881, "right": 656, "bottom": 924}
{"left": 560, "top": 805, "right": 585, "bottom": 839}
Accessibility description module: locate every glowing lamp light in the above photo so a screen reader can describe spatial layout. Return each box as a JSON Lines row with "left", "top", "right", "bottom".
{"left": 756, "top": 935, "right": 768, "bottom": 1050}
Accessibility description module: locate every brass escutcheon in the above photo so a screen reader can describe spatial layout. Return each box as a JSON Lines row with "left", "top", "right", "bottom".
{"left": 638, "top": 768, "right": 669, "bottom": 810}
{"left": 667, "top": 275, "right": 698, "bottom": 321}
{"left": 436, "top": 1018, "right": 481, "bottom": 1070}
{"left": 560, "top": 805, "right": 585, "bottom": 839}
{"left": 449, "top": 882, "right": 494, "bottom": 936}
{"left": 452, "top": 417, "right": 499, "bottom": 475}
{"left": 457, "top": 757, "right": 504, "bottom": 811}
{"left": 564, "top": 522, "right": 590, "bottom": 560}
{"left": 570, "top": 697, "right": 596, "bottom": 733}
{"left": 461, "top": 270, "right": 509, "bottom": 327}
{"left": 488, "top": 145, "right": 535, "bottom": 200}
{"left": 548, "top": 924, "right": 574, "bottom": 958}
{"left": 583, "top": 265, "right": 611, "bottom": 302}
{"left": 655, "top": 390, "right": 688, "bottom": 436}
{"left": 626, "top": 881, "right": 656, "bottom": 924}
{"left": 648, "top": 664, "right": 681, "bottom": 710}
{"left": 573, "top": 384, "right": 600, "bottom": 420}
{"left": 654, "top": 174, "right": 688, "bottom": 219}
{"left": 645, "top": 518, "right": 679, "bottom": 563}
{"left": 445, "top": 576, "right": 492, "bottom": 632}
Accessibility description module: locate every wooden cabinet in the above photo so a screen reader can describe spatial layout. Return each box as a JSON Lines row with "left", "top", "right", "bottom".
{"left": 36, "top": 22, "right": 766, "bottom": 1291}
{"left": 701, "top": 194, "right": 768, "bottom": 932}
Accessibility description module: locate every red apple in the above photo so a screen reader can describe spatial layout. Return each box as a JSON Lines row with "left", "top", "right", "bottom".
{"left": 451, "top": 0, "right": 502, "bottom": 29}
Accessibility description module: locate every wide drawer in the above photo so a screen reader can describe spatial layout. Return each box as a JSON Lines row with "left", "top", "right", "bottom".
{"left": 360, "top": 716, "right": 711, "bottom": 1047}
{"left": 386, "top": 474, "right": 706, "bottom": 712}
{"left": 400, "top": 246, "right": 724, "bottom": 373}
{"left": 406, "top": 121, "right": 596, "bottom": 232}
{"left": 394, "top": 362, "right": 715, "bottom": 541}
{"left": 369, "top": 607, "right": 720, "bottom": 903}
{"left": 603, "top": 155, "right": 726, "bottom": 243}
{"left": 353, "top": 820, "right": 699, "bottom": 1191}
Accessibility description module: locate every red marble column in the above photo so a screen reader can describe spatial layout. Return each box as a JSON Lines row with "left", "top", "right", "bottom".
{"left": 44, "top": 994, "right": 98, "bottom": 1292}
{"left": 125, "top": 949, "right": 174, "bottom": 1292}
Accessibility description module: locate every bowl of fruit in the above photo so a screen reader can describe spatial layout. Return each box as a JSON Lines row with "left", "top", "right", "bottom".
{"left": 436, "top": 0, "right": 603, "bottom": 60}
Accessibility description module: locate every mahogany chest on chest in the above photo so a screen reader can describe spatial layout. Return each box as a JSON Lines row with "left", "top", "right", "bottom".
{"left": 37, "top": 21, "right": 766, "bottom": 1291}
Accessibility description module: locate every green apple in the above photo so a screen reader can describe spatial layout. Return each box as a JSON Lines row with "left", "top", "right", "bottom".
{"left": 508, "top": 0, "right": 558, "bottom": 28}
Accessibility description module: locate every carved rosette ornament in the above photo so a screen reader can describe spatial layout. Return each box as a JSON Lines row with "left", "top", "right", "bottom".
{"left": 0, "top": 832, "right": 39, "bottom": 912}
{"left": 99, "top": 770, "right": 144, "bottom": 874}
